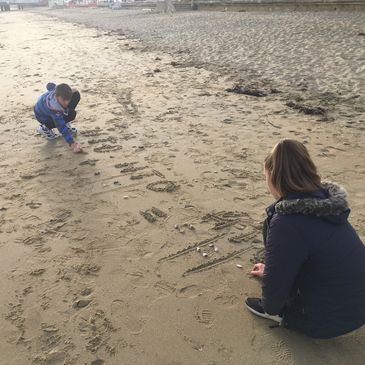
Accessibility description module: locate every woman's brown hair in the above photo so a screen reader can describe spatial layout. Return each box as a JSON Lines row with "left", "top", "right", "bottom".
{"left": 264, "top": 139, "right": 321, "bottom": 197}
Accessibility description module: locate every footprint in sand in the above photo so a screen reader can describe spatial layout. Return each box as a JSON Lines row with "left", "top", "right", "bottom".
{"left": 19, "top": 234, "right": 47, "bottom": 252}
{"left": 154, "top": 280, "right": 176, "bottom": 297}
{"left": 194, "top": 308, "right": 214, "bottom": 327}
{"left": 78, "top": 310, "right": 116, "bottom": 353}
{"left": 72, "top": 263, "right": 100, "bottom": 276}
{"left": 213, "top": 293, "right": 240, "bottom": 307}
{"left": 272, "top": 339, "right": 295, "bottom": 365}
{"left": 176, "top": 284, "right": 211, "bottom": 299}
{"left": 111, "top": 299, "right": 144, "bottom": 335}
{"left": 111, "top": 299, "right": 129, "bottom": 314}
{"left": 123, "top": 316, "right": 144, "bottom": 335}
{"left": 126, "top": 271, "right": 149, "bottom": 288}
{"left": 39, "top": 326, "right": 64, "bottom": 360}
{"left": 33, "top": 351, "right": 66, "bottom": 365}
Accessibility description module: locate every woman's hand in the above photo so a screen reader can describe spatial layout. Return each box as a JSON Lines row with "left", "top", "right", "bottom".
{"left": 70, "top": 142, "right": 82, "bottom": 153}
{"left": 250, "top": 263, "right": 265, "bottom": 278}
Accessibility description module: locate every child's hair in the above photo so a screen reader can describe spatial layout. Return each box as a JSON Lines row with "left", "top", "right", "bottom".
{"left": 264, "top": 139, "right": 321, "bottom": 197}
{"left": 55, "top": 83, "right": 72, "bottom": 101}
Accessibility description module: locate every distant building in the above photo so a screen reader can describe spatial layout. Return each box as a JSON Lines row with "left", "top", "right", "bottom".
{"left": 12, "top": 0, "right": 47, "bottom": 4}
{"left": 48, "top": 0, "right": 65, "bottom": 7}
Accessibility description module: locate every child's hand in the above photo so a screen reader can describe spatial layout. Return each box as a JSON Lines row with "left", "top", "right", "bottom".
{"left": 70, "top": 142, "right": 82, "bottom": 153}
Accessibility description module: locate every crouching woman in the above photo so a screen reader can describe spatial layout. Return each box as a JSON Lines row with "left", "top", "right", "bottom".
{"left": 246, "top": 139, "right": 365, "bottom": 339}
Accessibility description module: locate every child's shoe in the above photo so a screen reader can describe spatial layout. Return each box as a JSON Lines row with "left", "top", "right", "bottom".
{"left": 66, "top": 122, "right": 77, "bottom": 135}
{"left": 37, "top": 125, "right": 58, "bottom": 140}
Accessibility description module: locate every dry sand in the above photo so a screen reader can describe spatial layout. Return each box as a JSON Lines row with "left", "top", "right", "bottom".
{"left": 0, "top": 9, "right": 364, "bottom": 365}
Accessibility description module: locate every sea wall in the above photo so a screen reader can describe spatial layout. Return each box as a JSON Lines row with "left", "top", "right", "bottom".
{"left": 196, "top": 0, "right": 365, "bottom": 12}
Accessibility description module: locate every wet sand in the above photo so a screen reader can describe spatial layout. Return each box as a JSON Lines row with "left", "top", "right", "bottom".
{"left": 0, "top": 9, "right": 364, "bottom": 365}
{"left": 36, "top": 8, "right": 365, "bottom": 128}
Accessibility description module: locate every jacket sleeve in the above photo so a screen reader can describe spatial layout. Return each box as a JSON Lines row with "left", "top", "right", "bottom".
{"left": 262, "top": 214, "right": 308, "bottom": 315}
{"left": 53, "top": 113, "right": 74, "bottom": 145}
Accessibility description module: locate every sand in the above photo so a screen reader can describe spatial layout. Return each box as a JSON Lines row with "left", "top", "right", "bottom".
{"left": 0, "top": 8, "right": 364, "bottom": 365}
{"left": 35, "top": 8, "right": 365, "bottom": 128}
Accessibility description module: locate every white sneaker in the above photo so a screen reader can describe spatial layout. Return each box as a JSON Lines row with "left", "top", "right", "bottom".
{"left": 245, "top": 298, "right": 282, "bottom": 323}
{"left": 37, "top": 125, "right": 59, "bottom": 140}
{"left": 66, "top": 122, "right": 77, "bottom": 134}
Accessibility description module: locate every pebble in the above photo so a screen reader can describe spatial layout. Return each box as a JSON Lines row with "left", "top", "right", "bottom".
{"left": 94, "top": 171, "right": 101, "bottom": 176}
{"left": 196, "top": 247, "right": 201, "bottom": 252}
{"left": 236, "top": 264, "right": 243, "bottom": 269}
{"left": 202, "top": 252, "right": 208, "bottom": 257}
{"left": 42, "top": 326, "right": 58, "bottom": 333}
{"left": 123, "top": 195, "right": 129, "bottom": 199}
{"left": 74, "top": 299, "right": 92, "bottom": 308}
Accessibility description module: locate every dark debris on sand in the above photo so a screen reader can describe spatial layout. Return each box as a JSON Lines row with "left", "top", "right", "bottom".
{"left": 286, "top": 100, "right": 327, "bottom": 116}
{"left": 226, "top": 85, "right": 267, "bottom": 97}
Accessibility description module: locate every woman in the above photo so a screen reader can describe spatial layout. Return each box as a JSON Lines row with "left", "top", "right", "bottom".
{"left": 245, "top": 139, "right": 365, "bottom": 339}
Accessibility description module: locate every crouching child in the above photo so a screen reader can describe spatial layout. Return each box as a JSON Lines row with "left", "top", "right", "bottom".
{"left": 34, "top": 83, "right": 82, "bottom": 153}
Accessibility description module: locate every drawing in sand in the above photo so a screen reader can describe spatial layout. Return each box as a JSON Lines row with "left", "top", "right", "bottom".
{"left": 0, "top": 3, "right": 364, "bottom": 365}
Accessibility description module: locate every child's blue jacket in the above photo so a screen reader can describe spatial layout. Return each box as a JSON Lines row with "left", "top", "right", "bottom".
{"left": 34, "top": 83, "right": 74, "bottom": 145}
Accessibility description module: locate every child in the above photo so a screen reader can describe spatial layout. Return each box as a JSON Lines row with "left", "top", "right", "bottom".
{"left": 34, "top": 83, "right": 82, "bottom": 153}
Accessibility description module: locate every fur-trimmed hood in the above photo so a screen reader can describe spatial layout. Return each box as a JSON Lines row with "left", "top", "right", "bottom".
{"left": 274, "top": 182, "right": 350, "bottom": 223}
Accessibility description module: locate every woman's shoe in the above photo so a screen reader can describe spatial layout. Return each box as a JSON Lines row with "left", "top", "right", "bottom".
{"left": 245, "top": 298, "right": 282, "bottom": 323}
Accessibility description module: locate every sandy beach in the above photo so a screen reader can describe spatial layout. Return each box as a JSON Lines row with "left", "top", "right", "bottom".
{"left": 36, "top": 8, "right": 365, "bottom": 128}
{"left": 0, "top": 8, "right": 364, "bottom": 365}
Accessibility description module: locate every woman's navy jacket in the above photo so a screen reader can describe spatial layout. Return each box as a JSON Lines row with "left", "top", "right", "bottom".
{"left": 262, "top": 182, "right": 365, "bottom": 338}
